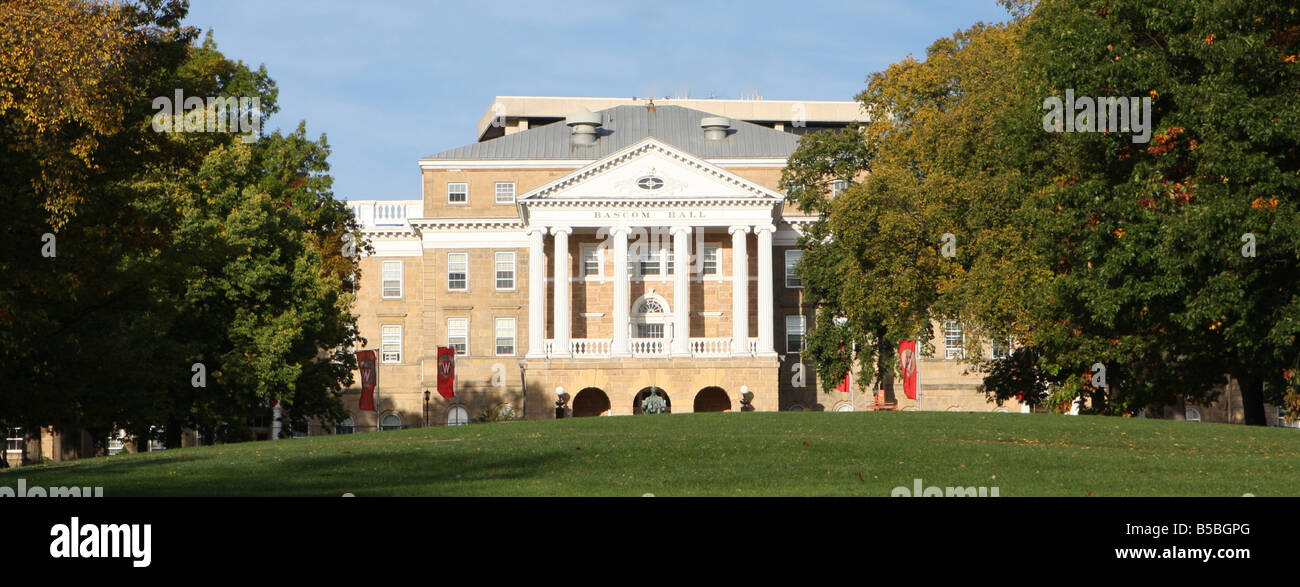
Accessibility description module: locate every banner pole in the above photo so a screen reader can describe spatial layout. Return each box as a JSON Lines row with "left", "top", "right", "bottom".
{"left": 916, "top": 339, "right": 923, "bottom": 411}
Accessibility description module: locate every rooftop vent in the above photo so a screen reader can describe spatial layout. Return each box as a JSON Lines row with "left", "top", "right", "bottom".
{"left": 700, "top": 116, "right": 730, "bottom": 140}
{"left": 566, "top": 107, "right": 602, "bottom": 146}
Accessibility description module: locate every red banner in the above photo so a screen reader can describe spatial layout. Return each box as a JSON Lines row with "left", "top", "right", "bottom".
{"left": 836, "top": 368, "right": 851, "bottom": 393}
{"left": 899, "top": 340, "right": 918, "bottom": 400}
{"left": 356, "top": 350, "right": 378, "bottom": 411}
{"left": 436, "top": 346, "right": 456, "bottom": 399}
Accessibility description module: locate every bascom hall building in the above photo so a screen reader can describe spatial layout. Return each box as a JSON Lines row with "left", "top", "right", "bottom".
{"left": 338, "top": 95, "right": 1031, "bottom": 432}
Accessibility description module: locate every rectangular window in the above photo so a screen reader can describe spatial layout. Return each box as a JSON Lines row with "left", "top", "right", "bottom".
{"left": 495, "top": 182, "right": 515, "bottom": 204}
{"left": 381, "top": 260, "right": 402, "bottom": 298}
{"left": 495, "top": 318, "right": 516, "bottom": 356}
{"left": 637, "top": 323, "right": 664, "bottom": 338}
{"left": 786, "top": 315, "right": 806, "bottom": 353}
{"left": 447, "top": 253, "right": 468, "bottom": 291}
{"left": 831, "top": 179, "right": 848, "bottom": 197}
{"left": 785, "top": 250, "right": 803, "bottom": 288}
{"left": 495, "top": 252, "right": 515, "bottom": 290}
{"left": 381, "top": 325, "right": 402, "bottom": 363}
{"left": 581, "top": 244, "right": 602, "bottom": 277}
{"left": 447, "top": 182, "right": 468, "bottom": 204}
{"left": 640, "top": 247, "right": 661, "bottom": 276}
{"left": 447, "top": 318, "right": 468, "bottom": 355}
{"left": 702, "top": 245, "right": 720, "bottom": 276}
{"left": 944, "top": 321, "right": 965, "bottom": 360}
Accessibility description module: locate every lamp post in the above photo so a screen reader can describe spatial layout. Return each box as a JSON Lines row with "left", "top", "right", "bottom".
{"left": 423, "top": 390, "right": 430, "bottom": 428}
{"left": 517, "top": 358, "right": 527, "bottom": 421}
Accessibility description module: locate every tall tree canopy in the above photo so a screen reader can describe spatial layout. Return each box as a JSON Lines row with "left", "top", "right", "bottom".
{"left": 0, "top": 0, "right": 363, "bottom": 447}
{"left": 785, "top": 0, "right": 1300, "bottom": 425}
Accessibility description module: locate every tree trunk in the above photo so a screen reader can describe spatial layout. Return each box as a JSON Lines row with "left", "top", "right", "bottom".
{"left": 1237, "top": 374, "right": 1267, "bottom": 426}
{"left": 876, "top": 337, "right": 896, "bottom": 402}
{"left": 165, "top": 422, "right": 182, "bottom": 449}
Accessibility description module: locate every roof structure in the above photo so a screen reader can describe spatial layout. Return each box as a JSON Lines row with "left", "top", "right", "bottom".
{"left": 423, "top": 105, "right": 801, "bottom": 161}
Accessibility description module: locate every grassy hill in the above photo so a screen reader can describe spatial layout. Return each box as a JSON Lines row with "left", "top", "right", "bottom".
{"left": 4, "top": 411, "right": 1298, "bottom": 496}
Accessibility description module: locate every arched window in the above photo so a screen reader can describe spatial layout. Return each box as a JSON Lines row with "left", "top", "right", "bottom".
{"left": 834, "top": 403, "right": 854, "bottom": 413}
{"left": 380, "top": 413, "right": 402, "bottom": 431}
{"left": 632, "top": 294, "right": 670, "bottom": 340}
{"left": 1186, "top": 408, "right": 1201, "bottom": 423}
{"left": 337, "top": 417, "right": 355, "bottom": 434}
{"left": 447, "top": 406, "right": 469, "bottom": 426}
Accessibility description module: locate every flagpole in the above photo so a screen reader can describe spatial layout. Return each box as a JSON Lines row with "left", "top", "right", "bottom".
{"left": 916, "top": 338, "right": 923, "bottom": 412}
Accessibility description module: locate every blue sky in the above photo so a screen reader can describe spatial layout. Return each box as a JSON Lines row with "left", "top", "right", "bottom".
{"left": 185, "top": 1, "right": 1012, "bottom": 201}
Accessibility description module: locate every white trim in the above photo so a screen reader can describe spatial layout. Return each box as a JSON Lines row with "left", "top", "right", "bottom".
{"left": 785, "top": 314, "right": 806, "bottom": 354}
{"left": 381, "top": 259, "right": 403, "bottom": 299}
{"left": 494, "top": 317, "right": 517, "bottom": 357}
{"left": 447, "top": 317, "right": 469, "bottom": 356}
{"left": 447, "top": 182, "right": 469, "bottom": 205}
{"left": 494, "top": 251, "right": 516, "bottom": 290}
{"left": 495, "top": 182, "right": 516, "bottom": 204}
{"left": 419, "top": 158, "right": 795, "bottom": 171}
{"left": 784, "top": 249, "right": 803, "bottom": 288}
{"left": 517, "top": 138, "right": 787, "bottom": 204}
{"left": 446, "top": 252, "right": 469, "bottom": 291}
{"left": 580, "top": 243, "right": 605, "bottom": 281}
{"left": 420, "top": 159, "right": 591, "bottom": 170}
{"left": 580, "top": 312, "right": 605, "bottom": 318}
{"left": 381, "top": 324, "right": 402, "bottom": 364}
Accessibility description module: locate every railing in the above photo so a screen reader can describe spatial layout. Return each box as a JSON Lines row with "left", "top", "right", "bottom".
{"left": 570, "top": 338, "right": 612, "bottom": 357}
{"left": 540, "top": 337, "right": 765, "bottom": 358}
{"left": 347, "top": 200, "right": 423, "bottom": 228}
{"left": 629, "top": 338, "right": 667, "bottom": 356}
{"left": 690, "top": 337, "right": 732, "bottom": 357}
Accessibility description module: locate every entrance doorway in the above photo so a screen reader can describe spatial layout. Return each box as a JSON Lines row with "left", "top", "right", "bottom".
{"left": 573, "top": 388, "right": 611, "bottom": 417}
{"left": 693, "top": 386, "right": 731, "bottom": 412}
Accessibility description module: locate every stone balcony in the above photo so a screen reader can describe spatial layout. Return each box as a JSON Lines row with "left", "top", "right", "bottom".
{"left": 542, "top": 337, "right": 760, "bottom": 359}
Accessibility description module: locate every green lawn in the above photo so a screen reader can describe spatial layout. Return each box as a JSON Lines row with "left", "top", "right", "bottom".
{"left": 5, "top": 411, "right": 1298, "bottom": 496}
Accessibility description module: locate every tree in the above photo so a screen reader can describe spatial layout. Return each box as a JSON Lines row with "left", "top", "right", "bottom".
{"left": 1016, "top": 0, "right": 1300, "bottom": 423}
{"left": 783, "top": 17, "right": 1045, "bottom": 398}
{"left": 0, "top": 1, "right": 364, "bottom": 448}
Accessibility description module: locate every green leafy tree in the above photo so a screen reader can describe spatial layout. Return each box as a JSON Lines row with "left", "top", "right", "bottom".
{"left": 1016, "top": 0, "right": 1300, "bottom": 423}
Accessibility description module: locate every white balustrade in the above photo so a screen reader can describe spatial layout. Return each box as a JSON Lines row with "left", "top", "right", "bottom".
{"left": 569, "top": 338, "right": 612, "bottom": 357}
{"left": 689, "top": 337, "right": 732, "bottom": 357}
{"left": 629, "top": 338, "right": 668, "bottom": 356}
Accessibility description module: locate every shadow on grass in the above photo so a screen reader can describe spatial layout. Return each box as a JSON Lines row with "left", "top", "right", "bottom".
{"left": 3, "top": 448, "right": 573, "bottom": 497}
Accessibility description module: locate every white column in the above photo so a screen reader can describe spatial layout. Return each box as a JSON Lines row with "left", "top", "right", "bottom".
{"left": 671, "top": 226, "right": 692, "bottom": 356}
{"left": 526, "top": 227, "right": 547, "bottom": 358}
{"left": 611, "top": 227, "right": 631, "bottom": 356}
{"left": 729, "top": 225, "right": 751, "bottom": 355}
{"left": 755, "top": 224, "right": 776, "bottom": 356}
{"left": 550, "top": 226, "right": 572, "bottom": 357}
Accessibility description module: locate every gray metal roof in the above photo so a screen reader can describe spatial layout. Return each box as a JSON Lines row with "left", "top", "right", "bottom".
{"left": 423, "top": 105, "right": 799, "bottom": 160}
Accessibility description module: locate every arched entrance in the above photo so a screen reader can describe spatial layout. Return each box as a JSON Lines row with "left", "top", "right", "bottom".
{"left": 633, "top": 386, "right": 671, "bottom": 414}
{"left": 693, "top": 386, "right": 731, "bottom": 413}
{"left": 572, "top": 387, "right": 611, "bottom": 417}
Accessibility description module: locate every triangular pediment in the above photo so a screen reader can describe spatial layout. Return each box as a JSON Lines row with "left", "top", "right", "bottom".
{"left": 517, "top": 138, "right": 785, "bottom": 204}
